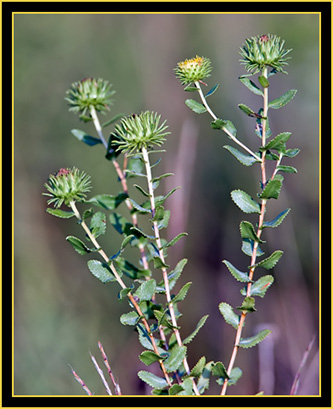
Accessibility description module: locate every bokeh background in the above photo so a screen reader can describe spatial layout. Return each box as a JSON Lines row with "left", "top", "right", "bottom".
{"left": 14, "top": 12, "right": 320, "bottom": 396}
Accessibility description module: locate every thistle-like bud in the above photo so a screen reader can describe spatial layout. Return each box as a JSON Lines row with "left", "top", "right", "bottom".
{"left": 239, "top": 34, "right": 292, "bottom": 74}
{"left": 174, "top": 55, "right": 212, "bottom": 85}
{"left": 113, "top": 111, "right": 170, "bottom": 154}
{"left": 43, "top": 167, "right": 91, "bottom": 208}
{"left": 65, "top": 77, "right": 115, "bottom": 117}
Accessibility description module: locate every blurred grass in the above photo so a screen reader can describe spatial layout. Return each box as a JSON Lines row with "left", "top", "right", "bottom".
{"left": 14, "top": 13, "right": 319, "bottom": 395}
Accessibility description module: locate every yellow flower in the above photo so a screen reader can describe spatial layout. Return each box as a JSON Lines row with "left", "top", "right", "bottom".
{"left": 175, "top": 55, "right": 212, "bottom": 85}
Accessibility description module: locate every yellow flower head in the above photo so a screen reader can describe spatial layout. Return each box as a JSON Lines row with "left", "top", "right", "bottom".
{"left": 175, "top": 55, "right": 212, "bottom": 85}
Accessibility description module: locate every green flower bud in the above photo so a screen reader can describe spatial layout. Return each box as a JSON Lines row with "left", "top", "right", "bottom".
{"left": 65, "top": 77, "right": 115, "bottom": 117}
{"left": 175, "top": 55, "right": 212, "bottom": 85}
{"left": 44, "top": 167, "right": 91, "bottom": 208}
{"left": 113, "top": 111, "right": 170, "bottom": 154}
{"left": 239, "top": 34, "right": 292, "bottom": 74}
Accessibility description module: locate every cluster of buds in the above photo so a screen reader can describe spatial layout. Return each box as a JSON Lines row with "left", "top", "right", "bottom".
{"left": 65, "top": 77, "right": 115, "bottom": 117}
{"left": 239, "top": 34, "right": 292, "bottom": 74}
{"left": 174, "top": 55, "right": 212, "bottom": 85}
{"left": 113, "top": 111, "right": 170, "bottom": 154}
{"left": 43, "top": 167, "right": 91, "bottom": 208}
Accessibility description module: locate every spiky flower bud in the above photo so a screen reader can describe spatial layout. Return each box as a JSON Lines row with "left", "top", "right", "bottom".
{"left": 65, "top": 77, "right": 115, "bottom": 117}
{"left": 43, "top": 167, "right": 91, "bottom": 208}
{"left": 113, "top": 111, "right": 170, "bottom": 154}
{"left": 239, "top": 34, "right": 292, "bottom": 74}
{"left": 174, "top": 55, "right": 212, "bottom": 85}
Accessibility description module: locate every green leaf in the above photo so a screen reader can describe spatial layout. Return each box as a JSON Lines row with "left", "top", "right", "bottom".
{"left": 109, "top": 213, "right": 133, "bottom": 236}
{"left": 161, "top": 232, "right": 188, "bottom": 249}
{"left": 231, "top": 190, "right": 261, "bottom": 214}
{"left": 153, "top": 256, "right": 170, "bottom": 269}
{"left": 240, "top": 221, "right": 265, "bottom": 243}
{"left": 228, "top": 367, "right": 243, "bottom": 385}
{"left": 190, "top": 356, "right": 207, "bottom": 378}
{"left": 101, "top": 113, "right": 124, "bottom": 128}
{"left": 130, "top": 226, "right": 155, "bottom": 240}
{"left": 87, "top": 259, "right": 116, "bottom": 283}
{"left": 71, "top": 129, "right": 102, "bottom": 146}
{"left": 239, "top": 76, "right": 264, "bottom": 96}
{"left": 276, "top": 165, "right": 298, "bottom": 174}
{"left": 184, "top": 85, "right": 198, "bottom": 92}
{"left": 238, "top": 329, "right": 271, "bottom": 348}
{"left": 218, "top": 302, "right": 240, "bottom": 329}
{"left": 168, "top": 384, "right": 184, "bottom": 395}
{"left": 241, "top": 275, "right": 274, "bottom": 298}
{"left": 155, "top": 187, "right": 181, "bottom": 207}
{"left": 128, "top": 198, "right": 151, "bottom": 214}
{"left": 268, "top": 89, "right": 297, "bottom": 109}
{"left": 151, "top": 173, "right": 174, "bottom": 185}
{"left": 137, "top": 370, "right": 169, "bottom": 389}
{"left": 258, "top": 75, "right": 269, "bottom": 88}
{"left": 251, "top": 250, "right": 283, "bottom": 270}
{"left": 259, "top": 176, "right": 283, "bottom": 200}
{"left": 118, "top": 286, "right": 133, "bottom": 302}
{"left": 171, "top": 282, "right": 192, "bottom": 304}
{"left": 197, "top": 361, "right": 214, "bottom": 394}
{"left": 156, "top": 258, "right": 187, "bottom": 293}
{"left": 261, "top": 208, "right": 290, "bottom": 229}
{"left": 115, "top": 257, "right": 151, "bottom": 279}
{"left": 284, "top": 147, "right": 300, "bottom": 158}
{"left": 212, "top": 361, "right": 229, "bottom": 380}
{"left": 164, "top": 345, "right": 187, "bottom": 372}
{"left": 223, "top": 145, "right": 258, "bottom": 166}
{"left": 133, "top": 184, "right": 150, "bottom": 197}
{"left": 85, "top": 193, "right": 128, "bottom": 210}
{"left": 223, "top": 260, "right": 252, "bottom": 283}
{"left": 46, "top": 208, "right": 75, "bottom": 218}
{"left": 183, "top": 315, "right": 209, "bottom": 345}
{"left": 222, "top": 120, "right": 237, "bottom": 138}
{"left": 211, "top": 118, "right": 226, "bottom": 130}
{"left": 66, "top": 235, "right": 91, "bottom": 255}
{"left": 205, "top": 83, "right": 219, "bottom": 97}
{"left": 185, "top": 99, "right": 207, "bottom": 114}
{"left": 90, "top": 211, "right": 106, "bottom": 238}
{"left": 260, "top": 132, "right": 291, "bottom": 152}
{"left": 134, "top": 279, "right": 156, "bottom": 302}
{"left": 238, "top": 103, "right": 256, "bottom": 117}
{"left": 120, "top": 311, "right": 140, "bottom": 326}
{"left": 237, "top": 296, "right": 256, "bottom": 313}
{"left": 139, "top": 350, "right": 163, "bottom": 366}
{"left": 241, "top": 239, "right": 264, "bottom": 257}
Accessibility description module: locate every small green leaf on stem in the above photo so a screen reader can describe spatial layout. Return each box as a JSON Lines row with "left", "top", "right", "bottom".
{"left": 71, "top": 129, "right": 103, "bottom": 146}
{"left": 239, "top": 76, "right": 264, "bottom": 96}
{"left": 86, "top": 193, "right": 128, "bottom": 210}
{"left": 46, "top": 208, "right": 75, "bottom": 218}
{"left": 241, "top": 238, "right": 264, "bottom": 257}
{"left": 205, "top": 83, "right": 219, "bottom": 97}
{"left": 238, "top": 329, "right": 271, "bottom": 348}
{"left": 223, "top": 260, "right": 252, "bottom": 283}
{"left": 240, "top": 221, "right": 265, "bottom": 243}
{"left": 238, "top": 103, "right": 256, "bottom": 117}
{"left": 250, "top": 250, "right": 283, "bottom": 270}
{"left": 212, "top": 361, "right": 229, "bottom": 381}
{"left": 134, "top": 279, "right": 156, "bottom": 302}
{"left": 259, "top": 175, "right": 283, "bottom": 200}
{"left": 66, "top": 235, "right": 92, "bottom": 255}
{"left": 261, "top": 208, "right": 290, "bottom": 229}
{"left": 120, "top": 311, "right": 141, "bottom": 326}
{"left": 190, "top": 356, "right": 207, "bottom": 377}
{"left": 260, "top": 132, "right": 291, "bottom": 152}
{"left": 268, "top": 89, "right": 297, "bottom": 109}
{"left": 185, "top": 99, "right": 207, "bottom": 114}
{"left": 258, "top": 75, "right": 269, "bottom": 88}
{"left": 161, "top": 232, "right": 188, "bottom": 249}
{"left": 237, "top": 296, "right": 256, "bottom": 313}
{"left": 163, "top": 345, "right": 187, "bottom": 372}
{"left": 223, "top": 145, "right": 258, "bottom": 166}
{"left": 171, "top": 281, "right": 192, "bottom": 304}
{"left": 87, "top": 260, "right": 117, "bottom": 283}
{"left": 183, "top": 314, "right": 209, "bottom": 344}
{"left": 90, "top": 211, "right": 106, "bottom": 238}
{"left": 139, "top": 350, "right": 163, "bottom": 366}
{"left": 231, "top": 189, "right": 261, "bottom": 214}
{"left": 138, "top": 370, "right": 169, "bottom": 389}
{"left": 241, "top": 275, "right": 274, "bottom": 298}
{"left": 219, "top": 302, "right": 240, "bottom": 329}
{"left": 276, "top": 165, "right": 297, "bottom": 174}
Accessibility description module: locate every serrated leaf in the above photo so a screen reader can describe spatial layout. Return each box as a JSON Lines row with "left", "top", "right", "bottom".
{"left": 161, "top": 232, "right": 188, "bottom": 249}
{"left": 260, "top": 132, "right": 291, "bottom": 152}
{"left": 240, "top": 221, "right": 265, "bottom": 243}
{"left": 139, "top": 350, "right": 163, "bottom": 366}
{"left": 241, "top": 238, "right": 264, "bottom": 257}
{"left": 284, "top": 147, "right": 300, "bottom": 158}
{"left": 237, "top": 296, "right": 256, "bottom": 313}
{"left": 190, "top": 356, "right": 207, "bottom": 377}
{"left": 261, "top": 208, "right": 290, "bottom": 229}
{"left": 118, "top": 286, "right": 133, "bottom": 302}
{"left": 71, "top": 129, "right": 102, "bottom": 146}
{"left": 46, "top": 208, "right": 75, "bottom": 218}
{"left": 128, "top": 198, "right": 151, "bottom": 214}
{"left": 185, "top": 99, "right": 207, "bottom": 114}
{"left": 171, "top": 282, "right": 192, "bottom": 304}
{"left": 151, "top": 173, "right": 174, "bottom": 185}
{"left": 223, "top": 145, "right": 258, "bottom": 166}
{"left": 120, "top": 311, "right": 140, "bottom": 326}
{"left": 183, "top": 315, "right": 209, "bottom": 345}
{"left": 238, "top": 103, "right": 255, "bottom": 116}
{"left": 87, "top": 259, "right": 116, "bottom": 283}
{"left": 238, "top": 329, "right": 271, "bottom": 348}
{"left": 134, "top": 279, "right": 156, "bottom": 302}
{"left": 137, "top": 370, "right": 169, "bottom": 389}
{"left": 219, "top": 302, "right": 240, "bottom": 329}
{"left": 89, "top": 211, "right": 106, "bottom": 238}
{"left": 241, "top": 275, "right": 274, "bottom": 298}
{"left": 268, "top": 89, "right": 297, "bottom": 109}
{"left": 169, "top": 384, "right": 184, "bottom": 395}
{"left": 205, "top": 83, "right": 219, "bottom": 97}
{"left": 259, "top": 176, "right": 283, "bottom": 200}
{"left": 212, "top": 361, "right": 229, "bottom": 379}
{"left": 163, "top": 345, "right": 187, "bottom": 372}
{"left": 222, "top": 260, "right": 252, "bottom": 283}
{"left": 228, "top": 367, "right": 243, "bottom": 385}
{"left": 156, "top": 258, "right": 188, "bottom": 293}
{"left": 211, "top": 118, "right": 226, "bottom": 130}
{"left": 130, "top": 226, "right": 155, "bottom": 240}
{"left": 197, "top": 361, "right": 214, "bottom": 394}
{"left": 239, "top": 76, "right": 264, "bottom": 96}
{"left": 155, "top": 187, "right": 180, "bottom": 207}
{"left": 231, "top": 190, "right": 261, "bottom": 214}
{"left": 66, "top": 235, "right": 91, "bottom": 255}
{"left": 153, "top": 256, "right": 170, "bottom": 269}
{"left": 276, "top": 165, "right": 297, "bottom": 174}
{"left": 251, "top": 250, "right": 283, "bottom": 270}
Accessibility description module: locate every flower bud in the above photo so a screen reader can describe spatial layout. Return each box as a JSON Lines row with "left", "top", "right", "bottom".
{"left": 175, "top": 55, "right": 212, "bottom": 85}
{"left": 44, "top": 167, "right": 91, "bottom": 208}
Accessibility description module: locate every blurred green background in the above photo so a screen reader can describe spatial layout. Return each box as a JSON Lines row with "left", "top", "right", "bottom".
{"left": 14, "top": 12, "right": 320, "bottom": 396}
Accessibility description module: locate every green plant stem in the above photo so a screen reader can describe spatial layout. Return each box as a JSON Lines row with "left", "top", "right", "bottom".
{"left": 141, "top": 146, "right": 200, "bottom": 395}
{"left": 69, "top": 200, "right": 172, "bottom": 387}
{"left": 90, "top": 106, "right": 108, "bottom": 148}
{"left": 194, "top": 81, "right": 262, "bottom": 163}
{"left": 220, "top": 68, "right": 269, "bottom": 396}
